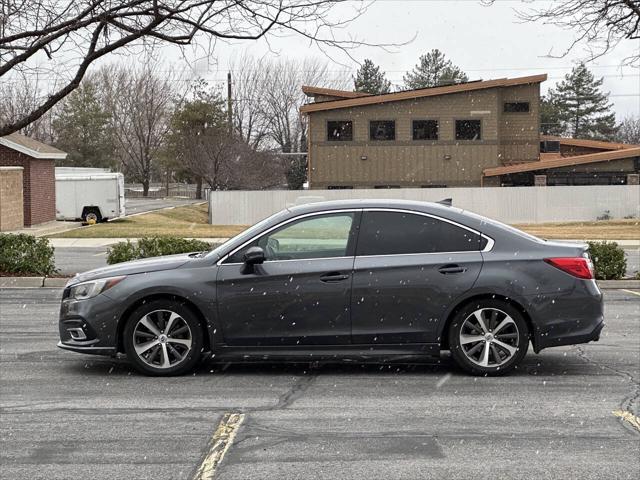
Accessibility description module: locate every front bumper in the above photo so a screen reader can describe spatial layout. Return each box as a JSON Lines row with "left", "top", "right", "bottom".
{"left": 57, "top": 341, "right": 117, "bottom": 356}
{"left": 58, "top": 290, "right": 120, "bottom": 356}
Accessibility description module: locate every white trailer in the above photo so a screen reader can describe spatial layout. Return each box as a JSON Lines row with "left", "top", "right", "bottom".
{"left": 55, "top": 167, "right": 125, "bottom": 222}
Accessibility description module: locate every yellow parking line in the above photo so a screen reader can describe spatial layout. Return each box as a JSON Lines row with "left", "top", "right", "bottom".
{"left": 193, "top": 412, "right": 245, "bottom": 480}
{"left": 613, "top": 410, "right": 640, "bottom": 432}
{"left": 620, "top": 289, "right": 640, "bottom": 297}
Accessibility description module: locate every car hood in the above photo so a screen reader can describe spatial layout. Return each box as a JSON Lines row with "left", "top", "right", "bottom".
{"left": 67, "top": 253, "right": 193, "bottom": 286}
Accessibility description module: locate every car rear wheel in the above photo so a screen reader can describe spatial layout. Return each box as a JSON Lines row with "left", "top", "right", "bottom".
{"left": 448, "top": 299, "right": 529, "bottom": 376}
{"left": 123, "top": 299, "right": 203, "bottom": 376}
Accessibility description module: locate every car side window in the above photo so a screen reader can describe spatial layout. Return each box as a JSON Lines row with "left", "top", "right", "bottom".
{"left": 226, "top": 213, "right": 355, "bottom": 263}
{"left": 356, "top": 211, "right": 482, "bottom": 256}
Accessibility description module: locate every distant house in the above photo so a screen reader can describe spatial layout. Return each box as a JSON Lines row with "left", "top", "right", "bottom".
{"left": 300, "top": 76, "right": 640, "bottom": 188}
{"left": 0, "top": 133, "right": 67, "bottom": 229}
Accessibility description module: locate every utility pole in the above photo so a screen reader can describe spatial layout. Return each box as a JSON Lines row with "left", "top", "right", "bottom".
{"left": 227, "top": 72, "right": 233, "bottom": 136}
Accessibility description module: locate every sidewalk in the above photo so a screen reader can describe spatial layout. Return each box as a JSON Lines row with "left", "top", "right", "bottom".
{"left": 6, "top": 221, "right": 83, "bottom": 237}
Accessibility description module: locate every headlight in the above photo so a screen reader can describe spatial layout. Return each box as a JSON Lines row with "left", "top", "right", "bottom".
{"left": 66, "top": 276, "right": 126, "bottom": 301}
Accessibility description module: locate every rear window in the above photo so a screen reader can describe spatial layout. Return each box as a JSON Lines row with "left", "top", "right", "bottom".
{"left": 356, "top": 211, "right": 483, "bottom": 256}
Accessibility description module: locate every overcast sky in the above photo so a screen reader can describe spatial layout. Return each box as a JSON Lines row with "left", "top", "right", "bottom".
{"left": 157, "top": 1, "right": 639, "bottom": 118}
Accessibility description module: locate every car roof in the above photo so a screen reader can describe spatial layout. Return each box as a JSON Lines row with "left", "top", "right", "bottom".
{"left": 286, "top": 198, "right": 461, "bottom": 216}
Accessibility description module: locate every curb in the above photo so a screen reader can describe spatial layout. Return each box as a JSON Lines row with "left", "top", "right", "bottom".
{"left": 597, "top": 280, "right": 640, "bottom": 289}
{"left": 0, "top": 277, "right": 69, "bottom": 288}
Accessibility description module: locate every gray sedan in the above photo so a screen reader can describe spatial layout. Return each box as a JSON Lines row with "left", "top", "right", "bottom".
{"left": 58, "top": 199, "right": 604, "bottom": 376}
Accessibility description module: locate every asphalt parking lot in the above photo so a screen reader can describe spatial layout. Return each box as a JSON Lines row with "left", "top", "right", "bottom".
{"left": 0, "top": 288, "right": 638, "bottom": 480}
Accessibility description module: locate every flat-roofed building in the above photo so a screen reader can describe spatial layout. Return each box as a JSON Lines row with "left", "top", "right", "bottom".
{"left": 300, "top": 76, "right": 640, "bottom": 188}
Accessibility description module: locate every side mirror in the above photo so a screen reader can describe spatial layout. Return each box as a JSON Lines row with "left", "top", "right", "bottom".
{"left": 243, "top": 246, "right": 265, "bottom": 265}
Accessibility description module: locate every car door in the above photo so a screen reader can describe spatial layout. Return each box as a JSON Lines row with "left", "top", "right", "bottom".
{"left": 351, "top": 209, "right": 484, "bottom": 344}
{"left": 216, "top": 211, "right": 359, "bottom": 346}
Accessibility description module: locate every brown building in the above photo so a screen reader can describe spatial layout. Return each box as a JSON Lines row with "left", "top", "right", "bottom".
{"left": 0, "top": 133, "right": 66, "bottom": 227}
{"left": 301, "top": 76, "right": 640, "bottom": 188}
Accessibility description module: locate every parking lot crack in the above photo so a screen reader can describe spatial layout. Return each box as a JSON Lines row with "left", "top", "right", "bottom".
{"left": 273, "top": 371, "right": 318, "bottom": 410}
{"left": 574, "top": 345, "right": 640, "bottom": 434}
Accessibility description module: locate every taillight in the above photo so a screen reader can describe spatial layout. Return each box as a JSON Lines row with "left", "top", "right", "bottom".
{"left": 544, "top": 257, "right": 594, "bottom": 280}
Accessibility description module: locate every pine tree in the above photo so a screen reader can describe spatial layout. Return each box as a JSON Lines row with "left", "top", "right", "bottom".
{"left": 540, "top": 95, "right": 564, "bottom": 136}
{"left": 546, "top": 64, "right": 617, "bottom": 140}
{"left": 53, "top": 79, "right": 114, "bottom": 168}
{"left": 403, "top": 49, "right": 468, "bottom": 89}
{"left": 353, "top": 59, "right": 391, "bottom": 94}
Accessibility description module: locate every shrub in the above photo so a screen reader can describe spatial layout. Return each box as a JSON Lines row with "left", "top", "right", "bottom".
{"left": 587, "top": 241, "right": 627, "bottom": 280}
{"left": 106, "top": 240, "right": 139, "bottom": 265}
{"left": 107, "top": 236, "right": 212, "bottom": 264}
{"left": 0, "top": 234, "right": 56, "bottom": 276}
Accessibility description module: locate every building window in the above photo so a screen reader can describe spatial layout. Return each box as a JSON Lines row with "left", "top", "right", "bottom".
{"left": 369, "top": 120, "right": 395, "bottom": 141}
{"left": 412, "top": 120, "right": 439, "bottom": 140}
{"left": 504, "top": 102, "right": 530, "bottom": 113}
{"left": 374, "top": 185, "right": 401, "bottom": 189}
{"left": 327, "top": 121, "right": 353, "bottom": 141}
{"left": 455, "top": 120, "right": 482, "bottom": 141}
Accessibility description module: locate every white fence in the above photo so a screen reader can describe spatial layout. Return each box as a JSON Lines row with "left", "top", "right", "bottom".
{"left": 209, "top": 185, "right": 640, "bottom": 225}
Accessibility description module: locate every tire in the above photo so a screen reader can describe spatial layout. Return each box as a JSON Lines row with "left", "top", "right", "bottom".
{"left": 448, "top": 299, "right": 529, "bottom": 376}
{"left": 123, "top": 299, "right": 204, "bottom": 376}
{"left": 82, "top": 207, "right": 102, "bottom": 224}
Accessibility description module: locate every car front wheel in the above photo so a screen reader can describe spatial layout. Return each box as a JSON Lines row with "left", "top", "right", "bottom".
{"left": 123, "top": 299, "right": 203, "bottom": 376}
{"left": 448, "top": 299, "right": 529, "bottom": 376}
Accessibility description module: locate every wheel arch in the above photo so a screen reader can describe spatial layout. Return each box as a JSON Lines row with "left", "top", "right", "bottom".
{"left": 116, "top": 293, "right": 212, "bottom": 354}
{"left": 81, "top": 206, "right": 102, "bottom": 222}
{"left": 439, "top": 293, "right": 538, "bottom": 352}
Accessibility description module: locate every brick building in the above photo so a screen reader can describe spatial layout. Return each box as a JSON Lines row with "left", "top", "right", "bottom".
{"left": 0, "top": 133, "right": 66, "bottom": 227}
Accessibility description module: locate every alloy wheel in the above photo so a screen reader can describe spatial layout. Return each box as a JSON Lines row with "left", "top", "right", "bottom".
{"left": 459, "top": 308, "right": 520, "bottom": 368}
{"left": 132, "top": 309, "right": 193, "bottom": 369}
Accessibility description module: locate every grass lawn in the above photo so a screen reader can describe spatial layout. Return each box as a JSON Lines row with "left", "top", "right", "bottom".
{"left": 50, "top": 203, "right": 248, "bottom": 239}
{"left": 50, "top": 203, "right": 639, "bottom": 240}
{"left": 515, "top": 219, "right": 640, "bottom": 240}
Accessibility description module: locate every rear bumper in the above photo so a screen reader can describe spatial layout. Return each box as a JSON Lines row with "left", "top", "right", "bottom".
{"left": 530, "top": 280, "right": 605, "bottom": 352}
{"left": 535, "top": 318, "right": 604, "bottom": 352}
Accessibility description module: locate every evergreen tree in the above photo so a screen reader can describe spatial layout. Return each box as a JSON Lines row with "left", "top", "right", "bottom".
{"left": 167, "top": 80, "right": 227, "bottom": 197}
{"left": 540, "top": 95, "right": 564, "bottom": 136}
{"left": 546, "top": 64, "right": 617, "bottom": 140}
{"left": 403, "top": 49, "right": 468, "bottom": 89}
{"left": 353, "top": 59, "right": 391, "bottom": 94}
{"left": 53, "top": 79, "right": 114, "bottom": 168}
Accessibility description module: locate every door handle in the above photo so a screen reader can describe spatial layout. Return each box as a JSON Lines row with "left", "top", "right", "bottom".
{"left": 320, "top": 272, "right": 350, "bottom": 282}
{"left": 438, "top": 264, "right": 466, "bottom": 274}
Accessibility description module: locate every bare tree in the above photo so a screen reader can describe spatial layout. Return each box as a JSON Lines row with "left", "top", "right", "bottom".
{"left": 229, "top": 54, "right": 271, "bottom": 151}
{"left": 0, "top": 0, "right": 382, "bottom": 136}
{"left": 100, "top": 62, "right": 180, "bottom": 196}
{"left": 617, "top": 116, "right": 640, "bottom": 144}
{"left": 483, "top": 1, "right": 640, "bottom": 64}
{"left": 0, "top": 74, "right": 56, "bottom": 141}
{"left": 231, "top": 54, "right": 349, "bottom": 153}
{"left": 182, "top": 125, "right": 285, "bottom": 190}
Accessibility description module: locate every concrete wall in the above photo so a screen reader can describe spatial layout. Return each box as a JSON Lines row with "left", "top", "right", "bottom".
{"left": 209, "top": 185, "right": 640, "bottom": 226}
{"left": 0, "top": 167, "right": 24, "bottom": 231}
